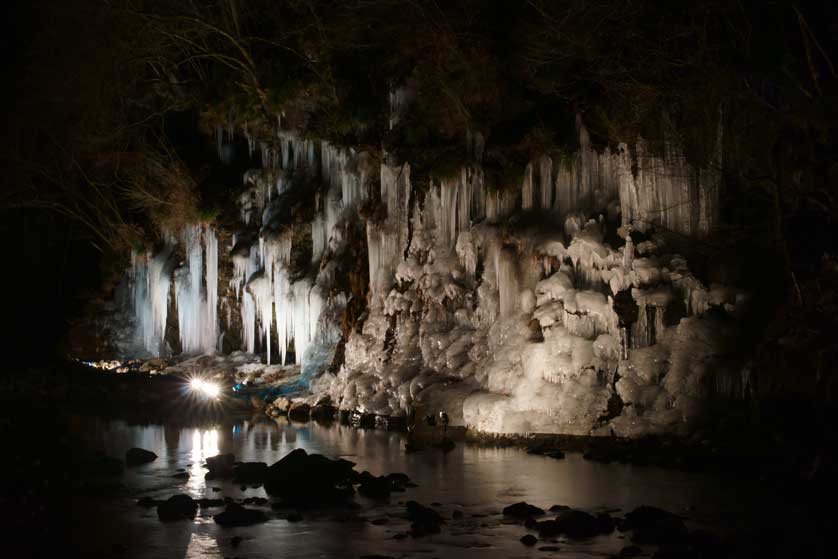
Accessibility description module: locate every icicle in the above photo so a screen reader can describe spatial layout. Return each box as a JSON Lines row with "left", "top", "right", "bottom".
{"left": 521, "top": 163, "right": 534, "bottom": 210}
{"left": 539, "top": 156, "right": 553, "bottom": 209}
{"left": 494, "top": 246, "right": 519, "bottom": 317}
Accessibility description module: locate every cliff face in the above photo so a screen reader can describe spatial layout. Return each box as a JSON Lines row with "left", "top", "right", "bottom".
{"left": 85, "top": 112, "right": 744, "bottom": 438}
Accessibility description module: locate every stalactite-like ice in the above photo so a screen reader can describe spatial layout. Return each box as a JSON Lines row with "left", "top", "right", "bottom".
{"left": 174, "top": 225, "right": 218, "bottom": 355}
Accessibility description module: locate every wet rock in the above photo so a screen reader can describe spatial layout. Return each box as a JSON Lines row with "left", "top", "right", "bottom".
{"left": 548, "top": 504, "right": 570, "bottom": 512}
{"left": 536, "top": 510, "right": 601, "bottom": 539}
{"left": 503, "top": 502, "right": 545, "bottom": 518}
{"left": 385, "top": 472, "right": 413, "bottom": 491}
{"left": 157, "top": 494, "right": 197, "bottom": 522}
{"left": 620, "top": 545, "right": 643, "bottom": 557}
{"left": 285, "top": 512, "right": 303, "bottom": 522}
{"left": 554, "top": 509, "right": 603, "bottom": 538}
{"left": 524, "top": 516, "right": 538, "bottom": 529}
{"left": 213, "top": 503, "right": 268, "bottom": 526}
{"left": 211, "top": 487, "right": 221, "bottom": 492}
{"left": 406, "top": 500, "right": 444, "bottom": 537}
{"left": 538, "top": 546, "right": 561, "bottom": 552}
{"left": 125, "top": 448, "right": 157, "bottom": 466}
{"left": 205, "top": 453, "right": 236, "bottom": 480}
{"left": 349, "top": 411, "right": 376, "bottom": 428}
{"left": 233, "top": 462, "right": 267, "bottom": 484}
{"left": 172, "top": 472, "right": 189, "bottom": 480}
{"left": 311, "top": 401, "right": 336, "bottom": 422}
{"left": 230, "top": 536, "right": 242, "bottom": 548}
{"left": 264, "top": 448, "right": 356, "bottom": 505}
{"left": 288, "top": 402, "right": 311, "bottom": 421}
{"left": 520, "top": 534, "right": 538, "bottom": 546}
{"left": 623, "top": 506, "right": 688, "bottom": 545}
{"left": 358, "top": 473, "right": 391, "bottom": 500}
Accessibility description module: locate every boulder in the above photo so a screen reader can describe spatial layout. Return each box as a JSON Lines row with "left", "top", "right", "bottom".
{"left": 406, "top": 500, "right": 444, "bottom": 537}
{"left": 554, "top": 509, "right": 602, "bottom": 538}
{"left": 125, "top": 448, "right": 157, "bottom": 466}
{"left": 233, "top": 462, "right": 267, "bottom": 484}
{"left": 520, "top": 534, "right": 538, "bottom": 546}
{"left": 213, "top": 503, "right": 268, "bottom": 527}
{"left": 288, "top": 402, "right": 311, "bottom": 421}
{"left": 358, "top": 472, "right": 391, "bottom": 500}
{"left": 503, "top": 502, "right": 545, "bottom": 518}
{"left": 205, "top": 453, "right": 235, "bottom": 480}
{"left": 157, "top": 494, "right": 197, "bottom": 522}
{"left": 263, "top": 448, "right": 355, "bottom": 504}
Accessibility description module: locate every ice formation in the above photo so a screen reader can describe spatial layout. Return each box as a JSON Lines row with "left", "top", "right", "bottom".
{"left": 124, "top": 108, "right": 741, "bottom": 438}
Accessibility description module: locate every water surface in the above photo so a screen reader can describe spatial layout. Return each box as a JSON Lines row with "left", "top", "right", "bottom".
{"left": 65, "top": 416, "right": 770, "bottom": 558}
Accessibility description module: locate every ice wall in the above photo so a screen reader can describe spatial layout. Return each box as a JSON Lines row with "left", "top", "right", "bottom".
{"left": 125, "top": 108, "right": 735, "bottom": 438}
{"left": 131, "top": 225, "right": 218, "bottom": 356}
{"left": 310, "top": 117, "right": 737, "bottom": 437}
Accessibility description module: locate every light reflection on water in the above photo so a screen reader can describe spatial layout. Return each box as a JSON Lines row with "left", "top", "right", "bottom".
{"left": 188, "top": 429, "right": 219, "bottom": 494}
{"left": 64, "top": 417, "right": 777, "bottom": 559}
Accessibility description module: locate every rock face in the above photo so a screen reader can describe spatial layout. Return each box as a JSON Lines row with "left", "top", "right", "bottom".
{"left": 263, "top": 448, "right": 355, "bottom": 504}
{"left": 125, "top": 448, "right": 157, "bottom": 466}
{"left": 157, "top": 495, "right": 197, "bottom": 522}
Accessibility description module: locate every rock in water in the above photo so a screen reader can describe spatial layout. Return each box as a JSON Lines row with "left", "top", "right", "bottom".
{"left": 213, "top": 503, "right": 268, "bottom": 526}
{"left": 553, "top": 509, "right": 602, "bottom": 538}
{"left": 233, "top": 462, "right": 267, "bottom": 484}
{"left": 263, "top": 448, "right": 355, "bottom": 504}
{"left": 358, "top": 472, "right": 391, "bottom": 500}
{"left": 205, "top": 453, "right": 235, "bottom": 479}
{"left": 406, "top": 500, "right": 444, "bottom": 536}
{"left": 288, "top": 402, "right": 311, "bottom": 421}
{"left": 520, "top": 534, "right": 538, "bottom": 546}
{"left": 125, "top": 448, "right": 157, "bottom": 466}
{"left": 503, "top": 502, "right": 545, "bottom": 518}
{"left": 157, "top": 495, "right": 197, "bottom": 522}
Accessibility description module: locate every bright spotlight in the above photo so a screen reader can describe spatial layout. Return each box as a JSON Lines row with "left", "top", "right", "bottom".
{"left": 189, "top": 377, "right": 221, "bottom": 399}
{"left": 202, "top": 382, "right": 220, "bottom": 398}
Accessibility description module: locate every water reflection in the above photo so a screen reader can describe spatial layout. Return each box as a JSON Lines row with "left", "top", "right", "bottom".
{"left": 65, "top": 416, "right": 782, "bottom": 558}
{"left": 188, "top": 428, "right": 219, "bottom": 493}
{"left": 184, "top": 533, "right": 222, "bottom": 559}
